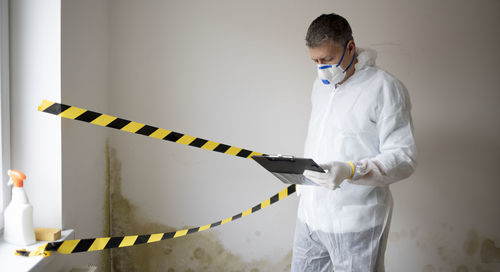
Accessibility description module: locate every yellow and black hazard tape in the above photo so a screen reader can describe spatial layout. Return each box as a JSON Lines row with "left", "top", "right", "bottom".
{"left": 16, "top": 100, "right": 296, "bottom": 257}
{"left": 38, "top": 100, "right": 264, "bottom": 159}
{"left": 16, "top": 184, "right": 295, "bottom": 256}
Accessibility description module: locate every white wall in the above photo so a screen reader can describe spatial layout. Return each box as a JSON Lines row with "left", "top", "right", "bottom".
{"left": 0, "top": 0, "right": 11, "bottom": 231}
{"left": 10, "top": 0, "right": 62, "bottom": 229}
{"left": 352, "top": 1, "right": 500, "bottom": 270}
{"left": 108, "top": 0, "right": 312, "bottom": 265}
{"left": 106, "top": 0, "right": 500, "bottom": 271}
{"left": 9, "top": 0, "right": 110, "bottom": 270}
{"left": 60, "top": 0, "right": 110, "bottom": 269}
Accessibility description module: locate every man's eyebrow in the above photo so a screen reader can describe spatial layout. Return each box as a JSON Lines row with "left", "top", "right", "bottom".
{"left": 312, "top": 56, "right": 331, "bottom": 61}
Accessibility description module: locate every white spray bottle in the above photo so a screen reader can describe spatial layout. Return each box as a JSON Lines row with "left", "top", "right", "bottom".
{"left": 3, "top": 170, "right": 36, "bottom": 245}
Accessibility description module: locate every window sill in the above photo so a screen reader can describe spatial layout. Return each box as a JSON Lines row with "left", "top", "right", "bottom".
{"left": 0, "top": 229, "right": 74, "bottom": 272}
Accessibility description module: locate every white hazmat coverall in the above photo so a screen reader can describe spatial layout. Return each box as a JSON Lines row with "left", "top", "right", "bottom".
{"left": 291, "top": 48, "right": 417, "bottom": 272}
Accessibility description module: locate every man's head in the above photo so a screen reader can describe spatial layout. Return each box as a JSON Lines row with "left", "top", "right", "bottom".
{"left": 306, "top": 13, "right": 352, "bottom": 49}
{"left": 306, "top": 13, "right": 357, "bottom": 85}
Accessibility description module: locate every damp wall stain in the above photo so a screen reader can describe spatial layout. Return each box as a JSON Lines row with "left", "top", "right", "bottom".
{"left": 106, "top": 145, "right": 292, "bottom": 272}
{"left": 464, "top": 230, "right": 480, "bottom": 257}
{"left": 100, "top": 140, "right": 112, "bottom": 272}
{"left": 393, "top": 224, "right": 500, "bottom": 271}
{"left": 480, "top": 239, "right": 500, "bottom": 264}
{"left": 432, "top": 227, "right": 499, "bottom": 271}
{"left": 421, "top": 264, "right": 435, "bottom": 272}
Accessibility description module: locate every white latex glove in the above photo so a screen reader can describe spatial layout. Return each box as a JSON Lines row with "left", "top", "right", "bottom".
{"left": 303, "top": 161, "right": 354, "bottom": 190}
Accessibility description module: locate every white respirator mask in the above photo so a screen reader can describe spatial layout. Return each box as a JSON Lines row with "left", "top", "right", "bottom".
{"left": 317, "top": 40, "right": 355, "bottom": 85}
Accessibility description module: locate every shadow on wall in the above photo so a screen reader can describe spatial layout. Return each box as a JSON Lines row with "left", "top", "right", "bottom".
{"left": 103, "top": 144, "right": 292, "bottom": 272}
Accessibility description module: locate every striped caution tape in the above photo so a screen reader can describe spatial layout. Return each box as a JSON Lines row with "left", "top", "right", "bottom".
{"left": 16, "top": 100, "right": 297, "bottom": 257}
{"left": 38, "top": 100, "right": 264, "bottom": 159}
{"left": 16, "top": 184, "right": 295, "bottom": 256}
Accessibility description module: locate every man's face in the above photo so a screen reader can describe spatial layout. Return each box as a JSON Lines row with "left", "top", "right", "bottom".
{"left": 309, "top": 40, "right": 355, "bottom": 69}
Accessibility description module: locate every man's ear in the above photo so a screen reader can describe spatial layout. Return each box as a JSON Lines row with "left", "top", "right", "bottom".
{"left": 347, "top": 40, "right": 356, "bottom": 55}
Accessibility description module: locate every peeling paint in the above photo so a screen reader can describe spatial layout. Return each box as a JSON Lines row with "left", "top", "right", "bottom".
{"left": 106, "top": 145, "right": 292, "bottom": 271}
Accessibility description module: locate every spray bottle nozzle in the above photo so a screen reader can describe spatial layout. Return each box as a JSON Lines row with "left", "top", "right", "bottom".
{"left": 8, "top": 170, "right": 27, "bottom": 188}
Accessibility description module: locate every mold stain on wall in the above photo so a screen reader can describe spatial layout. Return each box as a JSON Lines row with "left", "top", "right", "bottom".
{"left": 390, "top": 224, "right": 500, "bottom": 272}
{"left": 105, "top": 145, "right": 292, "bottom": 272}
{"left": 101, "top": 144, "right": 500, "bottom": 272}
{"left": 101, "top": 140, "right": 112, "bottom": 272}
{"left": 480, "top": 239, "right": 500, "bottom": 264}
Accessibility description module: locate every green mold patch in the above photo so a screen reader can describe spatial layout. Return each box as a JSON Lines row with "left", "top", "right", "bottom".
{"left": 106, "top": 145, "right": 292, "bottom": 271}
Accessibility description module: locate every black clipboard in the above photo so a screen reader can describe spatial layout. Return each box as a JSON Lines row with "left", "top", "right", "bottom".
{"left": 252, "top": 155, "right": 325, "bottom": 186}
{"left": 252, "top": 155, "right": 325, "bottom": 174}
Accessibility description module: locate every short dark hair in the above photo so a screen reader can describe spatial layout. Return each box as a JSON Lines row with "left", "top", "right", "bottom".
{"left": 305, "top": 13, "right": 353, "bottom": 48}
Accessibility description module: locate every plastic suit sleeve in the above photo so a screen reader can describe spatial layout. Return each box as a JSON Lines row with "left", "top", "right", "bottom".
{"left": 350, "top": 80, "right": 417, "bottom": 186}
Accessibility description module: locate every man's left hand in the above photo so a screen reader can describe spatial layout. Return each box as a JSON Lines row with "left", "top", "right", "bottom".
{"left": 303, "top": 161, "right": 354, "bottom": 190}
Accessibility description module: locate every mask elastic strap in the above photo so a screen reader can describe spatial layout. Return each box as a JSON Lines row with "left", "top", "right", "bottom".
{"left": 335, "top": 44, "right": 347, "bottom": 68}
{"left": 342, "top": 53, "right": 356, "bottom": 73}
{"left": 342, "top": 38, "right": 355, "bottom": 73}
{"left": 336, "top": 38, "right": 353, "bottom": 68}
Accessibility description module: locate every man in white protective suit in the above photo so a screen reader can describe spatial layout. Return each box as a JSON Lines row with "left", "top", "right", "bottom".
{"left": 291, "top": 13, "right": 417, "bottom": 272}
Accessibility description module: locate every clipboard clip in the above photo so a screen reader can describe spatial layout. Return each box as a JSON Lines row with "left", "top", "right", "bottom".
{"left": 263, "top": 154, "right": 295, "bottom": 162}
